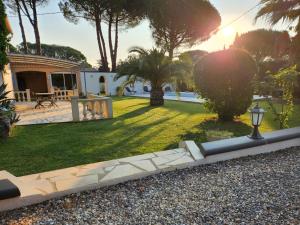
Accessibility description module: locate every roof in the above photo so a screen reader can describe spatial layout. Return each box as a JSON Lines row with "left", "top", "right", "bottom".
{"left": 81, "top": 68, "right": 99, "bottom": 72}
{"left": 8, "top": 54, "right": 80, "bottom": 69}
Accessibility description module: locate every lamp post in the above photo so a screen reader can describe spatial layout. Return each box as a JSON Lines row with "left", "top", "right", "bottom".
{"left": 248, "top": 103, "right": 265, "bottom": 139}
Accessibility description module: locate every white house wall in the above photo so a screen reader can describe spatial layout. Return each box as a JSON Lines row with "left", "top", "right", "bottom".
{"left": 80, "top": 71, "right": 145, "bottom": 96}
{"left": 2, "top": 64, "right": 15, "bottom": 99}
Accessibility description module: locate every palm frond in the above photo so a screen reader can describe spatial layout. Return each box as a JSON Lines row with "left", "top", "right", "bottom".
{"left": 128, "top": 46, "right": 148, "bottom": 55}
{"left": 255, "top": 0, "right": 300, "bottom": 28}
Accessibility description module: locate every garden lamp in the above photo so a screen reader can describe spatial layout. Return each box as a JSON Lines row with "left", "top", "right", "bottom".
{"left": 248, "top": 103, "right": 265, "bottom": 139}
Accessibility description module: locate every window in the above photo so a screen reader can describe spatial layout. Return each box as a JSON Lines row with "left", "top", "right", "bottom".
{"left": 51, "top": 73, "right": 77, "bottom": 90}
{"left": 51, "top": 74, "right": 64, "bottom": 90}
{"left": 65, "top": 74, "right": 77, "bottom": 90}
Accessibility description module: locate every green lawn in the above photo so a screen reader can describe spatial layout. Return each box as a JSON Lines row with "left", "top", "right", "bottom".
{"left": 1, "top": 97, "right": 300, "bottom": 176}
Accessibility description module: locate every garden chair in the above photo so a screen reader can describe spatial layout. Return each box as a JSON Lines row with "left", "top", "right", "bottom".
{"left": 125, "top": 87, "right": 136, "bottom": 95}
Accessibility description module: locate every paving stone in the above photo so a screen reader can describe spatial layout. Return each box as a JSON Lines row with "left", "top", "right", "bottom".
{"left": 16, "top": 102, "right": 103, "bottom": 125}
{"left": 49, "top": 174, "right": 76, "bottom": 182}
{"left": 152, "top": 152, "right": 187, "bottom": 166}
{"left": 18, "top": 183, "right": 43, "bottom": 197}
{"left": 80, "top": 160, "right": 119, "bottom": 170}
{"left": 154, "top": 149, "right": 183, "bottom": 157}
{"left": 56, "top": 175, "right": 99, "bottom": 191}
{"left": 152, "top": 156, "right": 173, "bottom": 166}
{"left": 166, "top": 155, "right": 195, "bottom": 166}
{"left": 101, "top": 164, "right": 142, "bottom": 182}
{"left": 75, "top": 167, "right": 106, "bottom": 177}
{"left": 30, "top": 180, "right": 55, "bottom": 194}
{"left": 174, "top": 148, "right": 187, "bottom": 153}
{"left": 39, "top": 167, "right": 79, "bottom": 179}
{"left": 18, "top": 174, "right": 40, "bottom": 182}
{"left": 130, "top": 160, "right": 157, "bottom": 172}
{"left": 104, "top": 166, "right": 116, "bottom": 172}
{"left": 118, "top": 153, "right": 156, "bottom": 163}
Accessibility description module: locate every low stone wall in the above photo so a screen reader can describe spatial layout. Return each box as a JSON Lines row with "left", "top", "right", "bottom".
{"left": 0, "top": 133, "right": 299, "bottom": 212}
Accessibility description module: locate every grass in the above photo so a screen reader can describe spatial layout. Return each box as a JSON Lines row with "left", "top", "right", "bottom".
{"left": 1, "top": 97, "right": 300, "bottom": 176}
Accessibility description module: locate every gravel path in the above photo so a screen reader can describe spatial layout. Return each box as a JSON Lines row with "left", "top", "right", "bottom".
{"left": 1, "top": 147, "right": 299, "bottom": 225}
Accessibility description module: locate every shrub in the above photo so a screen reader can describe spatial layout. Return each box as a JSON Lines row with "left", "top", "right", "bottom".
{"left": 116, "top": 86, "right": 124, "bottom": 96}
{"left": 0, "top": 84, "right": 19, "bottom": 139}
{"left": 194, "top": 48, "right": 257, "bottom": 121}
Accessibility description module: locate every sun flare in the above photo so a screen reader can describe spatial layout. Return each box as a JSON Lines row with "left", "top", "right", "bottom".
{"left": 222, "top": 26, "right": 235, "bottom": 37}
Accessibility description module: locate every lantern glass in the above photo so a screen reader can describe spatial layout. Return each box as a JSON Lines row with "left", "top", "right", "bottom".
{"left": 252, "top": 111, "right": 264, "bottom": 126}
{"left": 250, "top": 104, "right": 265, "bottom": 126}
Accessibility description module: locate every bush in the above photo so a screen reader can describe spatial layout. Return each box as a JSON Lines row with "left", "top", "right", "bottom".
{"left": 116, "top": 86, "right": 124, "bottom": 96}
{"left": 0, "top": 84, "right": 19, "bottom": 139}
{"left": 194, "top": 48, "right": 257, "bottom": 121}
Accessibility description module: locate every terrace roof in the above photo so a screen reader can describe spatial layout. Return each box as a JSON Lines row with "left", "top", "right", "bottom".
{"left": 8, "top": 54, "right": 80, "bottom": 70}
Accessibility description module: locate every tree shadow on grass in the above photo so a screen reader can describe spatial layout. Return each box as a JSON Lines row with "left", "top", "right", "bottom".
{"left": 200, "top": 118, "right": 253, "bottom": 136}
{"left": 5, "top": 107, "right": 182, "bottom": 175}
{"left": 176, "top": 117, "right": 253, "bottom": 146}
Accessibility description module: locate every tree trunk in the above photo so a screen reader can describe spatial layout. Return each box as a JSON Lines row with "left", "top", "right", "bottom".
{"left": 33, "top": 24, "right": 41, "bottom": 55}
{"left": 16, "top": 0, "right": 28, "bottom": 54}
{"left": 218, "top": 113, "right": 234, "bottom": 122}
{"left": 108, "top": 14, "right": 119, "bottom": 72}
{"left": 168, "top": 47, "right": 174, "bottom": 59}
{"left": 95, "top": 14, "right": 109, "bottom": 72}
{"left": 150, "top": 86, "right": 164, "bottom": 106}
{"left": 32, "top": 1, "right": 41, "bottom": 55}
{"left": 168, "top": 25, "right": 175, "bottom": 59}
{"left": 107, "top": 12, "right": 119, "bottom": 72}
{"left": 112, "top": 15, "right": 119, "bottom": 72}
{"left": 98, "top": 22, "right": 109, "bottom": 71}
{"left": 95, "top": 15, "right": 106, "bottom": 68}
{"left": 108, "top": 12, "right": 114, "bottom": 71}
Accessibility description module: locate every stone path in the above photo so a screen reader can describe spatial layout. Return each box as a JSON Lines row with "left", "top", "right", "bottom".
{"left": 0, "top": 138, "right": 299, "bottom": 212}
{"left": 15, "top": 102, "right": 102, "bottom": 125}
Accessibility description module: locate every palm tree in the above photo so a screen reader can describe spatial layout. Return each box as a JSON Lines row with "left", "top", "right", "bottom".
{"left": 116, "top": 47, "right": 191, "bottom": 106}
{"left": 255, "top": 0, "right": 300, "bottom": 33}
{"left": 255, "top": 0, "right": 300, "bottom": 63}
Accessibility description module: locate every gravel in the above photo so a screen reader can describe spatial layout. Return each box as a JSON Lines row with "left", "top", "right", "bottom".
{"left": 1, "top": 147, "right": 299, "bottom": 225}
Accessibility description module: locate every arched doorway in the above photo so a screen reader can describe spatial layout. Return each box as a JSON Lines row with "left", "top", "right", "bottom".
{"left": 99, "top": 76, "right": 106, "bottom": 94}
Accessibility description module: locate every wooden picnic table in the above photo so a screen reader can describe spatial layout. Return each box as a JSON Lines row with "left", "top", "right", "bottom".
{"left": 35, "top": 92, "right": 57, "bottom": 109}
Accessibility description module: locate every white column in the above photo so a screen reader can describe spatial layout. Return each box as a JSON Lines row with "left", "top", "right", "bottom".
{"left": 105, "top": 98, "right": 113, "bottom": 118}
{"left": 71, "top": 96, "right": 80, "bottom": 121}
{"left": 26, "top": 89, "right": 31, "bottom": 102}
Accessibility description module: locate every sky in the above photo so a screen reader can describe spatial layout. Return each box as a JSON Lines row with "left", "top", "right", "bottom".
{"left": 7, "top": 0, "right": 289, "bottom": 67}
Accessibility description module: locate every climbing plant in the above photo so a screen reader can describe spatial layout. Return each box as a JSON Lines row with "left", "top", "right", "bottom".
{"left": 257, "top": 65, "right": 299, "bottom": 129}
{"left": 0, "top": 0, "right": 9, "bottom": 71}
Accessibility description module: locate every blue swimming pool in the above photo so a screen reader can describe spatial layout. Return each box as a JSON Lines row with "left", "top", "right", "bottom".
{"left": 164, "top": 92, "right": 199, "bottom": 98}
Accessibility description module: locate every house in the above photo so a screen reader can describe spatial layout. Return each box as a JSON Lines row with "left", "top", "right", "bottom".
{"left": 1, "top": 17, "right": 81, "bottom": 100}
{"left": 80, "top": 69, "right": 146, "bottom": 96}
{"left": 2, "top": 54, "right": 81, "bottom": 100}
{"left": 80, "top": 69, "right": 175, "bottom": 96}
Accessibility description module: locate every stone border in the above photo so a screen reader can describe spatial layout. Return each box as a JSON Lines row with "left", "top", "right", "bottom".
{"left": 0, "top": 137, "right": 299, "bottom": 212}
{"left": 200, "top": 127, "right": 300, "bottom": 156}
